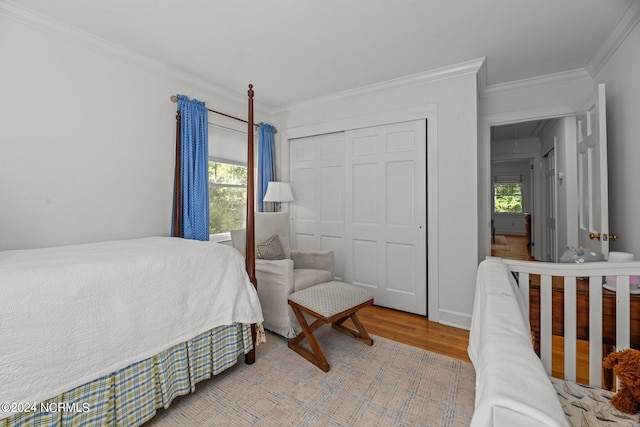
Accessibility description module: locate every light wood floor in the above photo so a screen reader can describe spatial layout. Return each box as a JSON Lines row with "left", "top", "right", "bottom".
{"left": 344, "top": 235, "right": 525, "bottom": 365}
{"left": 491, "top": 235, "right": 590, "bottom": 383}
{"left": 345, "top": 235, "right": 534, "bottom": 364}
{"left": 351, "top": 234, "right": 592, "bottom": 384}
{"left": 345, "top": 236, "right": 533, "bottom": 362}
{"left": 490, "top": 233, "right": 534, "bottom": 261}
{"left": 347, "top": 305, "right": 471, "bottom": 362}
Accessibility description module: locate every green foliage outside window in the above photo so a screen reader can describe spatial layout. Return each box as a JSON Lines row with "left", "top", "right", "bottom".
{"left": 494, "top": 183, "right": 522, "bottom": 213}
{"left": 209, "top": 162, "right": 247, "bottom": 185}
{"left": 209, "top": 161, "right": 247, "bottom": 234}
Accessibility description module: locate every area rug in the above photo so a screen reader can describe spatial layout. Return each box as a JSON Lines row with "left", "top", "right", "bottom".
{"left": 146, "top": 327, "right": 476, "bottom": 426}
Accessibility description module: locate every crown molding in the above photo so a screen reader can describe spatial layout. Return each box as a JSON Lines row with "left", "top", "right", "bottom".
{"left": 476, "top": 59, "right": 488, "bottom": 95}
{"left": 0, "top": 0, "right": 270, "bottom": 115}
{"left": 480, "top": 102, "right": 583, "bottom": 127}
{"left": 481, "top": 0, "right": 640, "bottom": 98}
{"left": 272, "top": 57, "right": 486, "bottom": 114}
{"left": 586, "top": 0, "right": 640, "bottom": 79}
{"left": 481, "top": 68, "right": 592, "bottom": 98}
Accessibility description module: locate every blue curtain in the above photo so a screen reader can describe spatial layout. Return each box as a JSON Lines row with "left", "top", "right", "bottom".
{"left": 257, "top": 123, "right": 276, "bottom": 212}
{"left": 177, "top": 95, "right": 209, "bottom": 240}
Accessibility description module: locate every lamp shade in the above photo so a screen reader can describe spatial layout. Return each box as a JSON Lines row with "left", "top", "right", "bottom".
{"left": 263, "top": 181, "right": 294, "bottom": 202}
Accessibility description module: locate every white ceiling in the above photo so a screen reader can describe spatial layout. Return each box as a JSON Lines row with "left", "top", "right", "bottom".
{"left": 9, "top": 0, "right": 633, "bottom": 108}
{"left": 492, "top": 119, "right": 554, "bottom": 143}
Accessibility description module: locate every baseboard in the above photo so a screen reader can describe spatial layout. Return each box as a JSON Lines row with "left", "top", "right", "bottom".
{"left": 437, "top": 309, "right": 471, "bottom": 331}
{"left": 494, "top": 231, "right": 525, "bottom": 237}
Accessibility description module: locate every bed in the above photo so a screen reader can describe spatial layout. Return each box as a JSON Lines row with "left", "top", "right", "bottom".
{"left": 470, "top": 257, "right": 640, "bottom": 426}
{"left": 0, "top": 237, "right": 262, "bottom": 426}
{"left": 1, "top": 86, "right": 263, "bottom": 427}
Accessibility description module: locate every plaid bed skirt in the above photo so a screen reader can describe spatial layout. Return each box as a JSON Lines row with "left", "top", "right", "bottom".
{"left": 3, "top": 323, "right": 253, "bottom": 427}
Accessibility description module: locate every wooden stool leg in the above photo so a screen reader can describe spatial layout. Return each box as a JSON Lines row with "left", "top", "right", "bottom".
{"left": 332, "top": 312, "right": 373, "bottom": 346}
{"left": 288, "top": 305, "right": 330, "bottom": 372}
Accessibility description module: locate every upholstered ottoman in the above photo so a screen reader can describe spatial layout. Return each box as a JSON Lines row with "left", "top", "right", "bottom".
{"left": 287, "top": 280, "right": 374, "bottom": 372}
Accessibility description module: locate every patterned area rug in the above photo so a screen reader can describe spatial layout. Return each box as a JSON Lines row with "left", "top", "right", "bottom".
{"left": 550, "top": 377, "right": 640, "bottom": 426}
{"left": 146, "top": 327, "right": 476, "bottom": 426}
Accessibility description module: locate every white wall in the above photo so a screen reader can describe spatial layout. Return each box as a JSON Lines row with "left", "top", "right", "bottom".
{"left": 273, "top": 64, "right": 480, "bottom": 329}
{"left": 0, "top": 11, "right": 269, "bottom": 250}
{"left": 593, "top": 17, "right": 640, "bottom": 259}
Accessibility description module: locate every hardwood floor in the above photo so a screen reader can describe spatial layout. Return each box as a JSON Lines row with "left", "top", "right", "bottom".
{"left": 347, "top": 305, "right": 471, "bottom": 362}
{"left": 343, "top": 234, "right": 527, "bottom": 365}
{"left": 349, "top": 236, "right": 593, "bottom": 384}
{"left": 488, "top": 235, "right": 591, "bottom": 384}
{"left": 491, "top": 233, "right": 534, "bottom": 261}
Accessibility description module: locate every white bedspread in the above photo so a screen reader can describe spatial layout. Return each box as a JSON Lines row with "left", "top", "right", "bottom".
{"left": 0, "top": 237, "right": 263, "bottom": 420}
{"left": 468, "top": 258, "right": 569, "bottom": 427}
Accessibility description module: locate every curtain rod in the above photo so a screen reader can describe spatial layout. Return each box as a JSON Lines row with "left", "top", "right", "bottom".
{"left": 170, "top": 95, "right": 276, "bottom": 133}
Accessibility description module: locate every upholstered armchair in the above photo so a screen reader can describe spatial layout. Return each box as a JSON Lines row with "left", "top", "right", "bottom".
{"left": 231, "top": 212, "right": 334, "bottom": 338}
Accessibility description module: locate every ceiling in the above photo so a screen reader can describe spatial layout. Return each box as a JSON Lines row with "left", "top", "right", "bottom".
{"left": 8, "top": 0, "right": 633, "bottom": 108}
{"left": 491, "top": 119, "right": 554, "bottom": 143}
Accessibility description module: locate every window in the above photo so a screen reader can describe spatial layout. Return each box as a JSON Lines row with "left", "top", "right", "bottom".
{"left": 209, "top": 160, "right": 247, "bottom": 236}
{"left": 493, "top": 183, "right": 523, "bottom": 213}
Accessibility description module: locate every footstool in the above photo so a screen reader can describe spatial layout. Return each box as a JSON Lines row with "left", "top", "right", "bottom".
{"left": 287, "top": 280, "right": 374, "bottom": 372}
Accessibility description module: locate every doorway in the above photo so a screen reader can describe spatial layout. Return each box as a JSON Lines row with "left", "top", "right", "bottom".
{"left": 490, "top": 119, "right": 551, "bottom": 260}
{"left": 482, "top": 85, "right": 610, "bottom": 264}
{"left": 490, "top": 114, "right": 589, "bottom": 262}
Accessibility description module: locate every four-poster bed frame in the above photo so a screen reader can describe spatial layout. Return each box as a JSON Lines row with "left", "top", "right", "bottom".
{"left": 0, "top": 86, "right": 264, "bottom": 427}
{"left": 245, "top": 84, "right": 258, "bottom": 364}
{"left": 171, "top": 84, "right": 259, "bottom": 364}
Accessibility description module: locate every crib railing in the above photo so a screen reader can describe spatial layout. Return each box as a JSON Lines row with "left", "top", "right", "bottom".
{"left": 500, "top": 258, "right": 640, "bottom": 389}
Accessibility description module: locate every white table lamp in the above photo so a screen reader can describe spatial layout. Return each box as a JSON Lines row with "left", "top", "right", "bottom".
{"left": 263, "top": 181, "right": 294, "bottom": 211}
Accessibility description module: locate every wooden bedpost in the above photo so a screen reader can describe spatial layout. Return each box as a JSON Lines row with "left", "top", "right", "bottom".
{"left": 172, "top": 111, "right": 182, "bottom": 237}
{"left": 245, "top": 84, "right": 257, "bottom": 365}
{"left": 246, "top": 84, "right": 257, "bottom": 289}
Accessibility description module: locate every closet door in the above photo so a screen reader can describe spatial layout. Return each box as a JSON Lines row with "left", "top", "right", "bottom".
{"left": 289, "top": 120, "right": 427, "bottom": 315}
{"left": 290, "top": 132, "right": 346, "bottom": 280}
{"left": 345, "top": 120, "right": 427, "bottom": 315}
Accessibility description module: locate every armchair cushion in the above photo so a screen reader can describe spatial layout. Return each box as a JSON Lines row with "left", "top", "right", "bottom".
{"left": 291, "top": 250, "right": 334, "bottom": 272}
{"left": 256, "top": 212, "right": 291, "bottom": 259}
{"left": 231, "top": 213, "right": 292, "bottom": 259}
{"left": 256, "top": 234, "right": 286, "bottom": 260}
{"left": 229, "top": 216, "right": 336, "bottom": 339}
{"left": 294, "top": 269, "right": 334, "bottom": 292}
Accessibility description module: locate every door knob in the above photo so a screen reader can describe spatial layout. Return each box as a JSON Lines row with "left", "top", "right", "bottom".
{"left": 589, "top": 232, "right": 601, "bottom": 240}
{"left": 610, "top": 233, "right": 618, "bottom": 242}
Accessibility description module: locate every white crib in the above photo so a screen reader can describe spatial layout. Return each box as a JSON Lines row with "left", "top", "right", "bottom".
{"left": 470, "top": 257, "right": 640, "bottom": 426}
{"left": 500, "top": 258, "right": 640, "bottom": 388}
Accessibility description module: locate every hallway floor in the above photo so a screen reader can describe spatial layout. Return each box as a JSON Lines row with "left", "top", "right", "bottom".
{"left": 491, "top": 234, "right": 534, "bottom": 260}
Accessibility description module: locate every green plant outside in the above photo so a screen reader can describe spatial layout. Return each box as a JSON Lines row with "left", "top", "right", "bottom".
{"left": 494, "top": 184, "right": 522, "bottom": 213}
{"left": 209, "top": 162, "right": 247, "bottom": 234}
{"left": 209, "top": 186, "right": 246, "bottom": 234}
